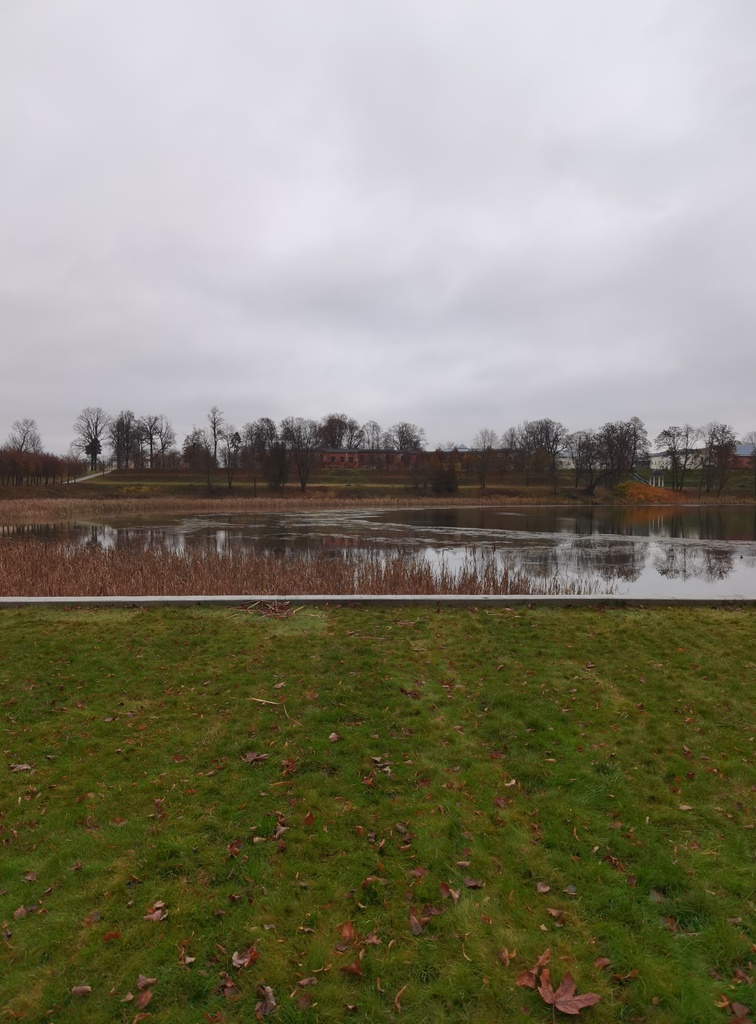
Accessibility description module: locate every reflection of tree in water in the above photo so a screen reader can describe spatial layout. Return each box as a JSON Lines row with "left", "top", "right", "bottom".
{"left": 653, "top": 543, "right": 734, "bottom": 582}
{"left": 568, "top": 539, "right": 646, "bottom": 582}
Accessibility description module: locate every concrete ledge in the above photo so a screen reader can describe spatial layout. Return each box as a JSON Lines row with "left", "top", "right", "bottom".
{"left": 1, "top": 594, "right": 755, "bottom": 608}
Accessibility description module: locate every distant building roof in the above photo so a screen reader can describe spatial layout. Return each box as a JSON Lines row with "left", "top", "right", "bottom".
{"left": 735, "top": 444, "right": 755, "bottom": 458}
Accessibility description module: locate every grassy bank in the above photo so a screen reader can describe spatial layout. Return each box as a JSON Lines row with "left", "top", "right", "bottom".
{"left": 1, "top": 605, "right": 754, "bottom": 1023}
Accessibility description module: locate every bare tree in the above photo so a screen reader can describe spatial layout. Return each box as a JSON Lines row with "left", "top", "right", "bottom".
{"left": 319, "top": 413, "right": 363, "bottom": 449}
{"left": 654, "top": 424, "right": 701, "bottom": 490}
{"left": 280, "top": 416, "right": 320, "bottom": 491}
{"left": 220, "top": 425, "right": 242, "bottom": 489}
{"left": 182, "top": 427, "right": 214, "bottom": 488}
{"left": 595, "top": 417, "right": 649, "bottom": 488}
{"left": 207, "top": 406, "right": 224, "bottom": 467}
{"left": 471, "top": 428, "right": 499, "bottom": 488}
{"left": 382, "top": 422, "right": 426, "bottom": 452}
{"left": 535, "top": 418, "right": 567, "bottom": 494}
{"left": 155, "top": 415, "right": 177, "bottom": 467}
{"left": 139, "top": 414, "right": 173, "bottom": 469}
{"left": 6, "top": 418, "right": 43, "bottom": 453}
{"left": 507, "top": 421, "right": 541, "bottom": 484}
{"left": 73, "top": 407, "right": 110, "bottom": 471}
{"left": 107, "top": 410, "right": 140, "bottom": 470}
{"left": 699, "top": 421, "right": 736, "bottom": 496}
{"left": 565, "top": 430, "right": 599, "bottom": 489}
{"left": 362, "top": 420, "right": 383, "bottom": 449}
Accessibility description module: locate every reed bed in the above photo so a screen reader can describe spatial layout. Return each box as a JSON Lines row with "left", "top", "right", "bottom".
{"left": 0, "top": 491, "right": 590, "bottom": 524}
{"left": 0, "top": 538, "right": 604, "bottom": 596}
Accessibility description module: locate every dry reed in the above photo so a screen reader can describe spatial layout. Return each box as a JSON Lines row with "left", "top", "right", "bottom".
{"left": 0, "top": 491, "right": 592, "bottom": 524}
{"left": 0, "top": 538, "right": 604, "bottom": 597}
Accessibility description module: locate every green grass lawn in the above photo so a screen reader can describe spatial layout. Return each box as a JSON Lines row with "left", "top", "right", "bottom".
{"left": 1, "top": 605, "right": 754, "bottom": 1023}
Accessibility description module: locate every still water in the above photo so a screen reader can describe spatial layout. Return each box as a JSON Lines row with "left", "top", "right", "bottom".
{"left": 4, "top": 505, "right": 756, "bottom": 597}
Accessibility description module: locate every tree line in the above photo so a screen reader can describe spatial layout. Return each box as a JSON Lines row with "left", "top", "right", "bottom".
{"left": 2, "top": 409, "right": 754, "bottom": 495}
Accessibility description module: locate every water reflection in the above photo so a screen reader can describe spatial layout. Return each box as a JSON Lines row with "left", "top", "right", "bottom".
{"left": 3, "top": 504, "right": 756, "bottom": 597}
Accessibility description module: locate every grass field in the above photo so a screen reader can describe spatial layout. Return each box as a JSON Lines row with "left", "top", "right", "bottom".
{"left": 1, "top": 604, "right": 755, "bottom": 1023}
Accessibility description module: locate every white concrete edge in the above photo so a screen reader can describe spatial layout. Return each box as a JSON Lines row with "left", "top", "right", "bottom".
{"left": 1, "top": 594, "right": 754, "bottom": 608}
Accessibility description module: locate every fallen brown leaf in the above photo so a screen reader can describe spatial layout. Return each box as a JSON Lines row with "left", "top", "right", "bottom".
{"left": 538, "top": 968, "right": 601, "bottom": 1015}
{"left": 133, "top": 989, "right": 153, "bottom": 1010}
{"left": 440, "top": 882, "right": 460, "bottom": 903}
{"left": 231, "top": 946, "right": 259, "bottom": 969}
{"left": 255, "top": 984, "right": 277, "bottom": 1018}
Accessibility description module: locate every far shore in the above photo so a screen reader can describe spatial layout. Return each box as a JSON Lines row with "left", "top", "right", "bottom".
{"left": 2, "top": 485, "right": 756, "bottom": 524}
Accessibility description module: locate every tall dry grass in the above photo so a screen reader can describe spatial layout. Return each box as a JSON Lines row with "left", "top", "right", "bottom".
{"left": 0, "top": 538, "right": 604, "bottom": 596}
{"left": 0, "top": 491, "right": 593, "bottom": 524}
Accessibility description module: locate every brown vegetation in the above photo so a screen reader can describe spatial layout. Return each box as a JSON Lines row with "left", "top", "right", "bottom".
{"left": 0, "top": 539, "right": 602, "bottom": 597}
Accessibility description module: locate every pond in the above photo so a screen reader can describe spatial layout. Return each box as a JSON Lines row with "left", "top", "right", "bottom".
{"left": 4, "top": 504, "right": 756, "bottom": 597}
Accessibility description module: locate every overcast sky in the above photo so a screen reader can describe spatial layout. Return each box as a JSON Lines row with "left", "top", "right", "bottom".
{"left": 2, "top": 0, "right": 755, "bottom": 454}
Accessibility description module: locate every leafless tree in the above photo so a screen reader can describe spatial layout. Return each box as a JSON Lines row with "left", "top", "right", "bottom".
{"left": 654, "top": 424, "right": 701, "bottom": 490}
{"left": 207, "top": 406, "right": 224, "bottom": 467}
{"left": 362, "top": 420, "right": 383, "bottom": 449}
{"left": 319, "top": 413, "right": 364, "bottom": 449}
{"left": 219, "top": 425, "right": 242, "bottom": 490}
{"left": 6, "top": 418, "right": 43, "bottom": 453}
{"left": 73, "top": 407, "right": 110, "bottom": 471}
{"left": 382, "top": 422, "right": 426, "bottom": 452}
{"left": 155, "top": 415, "right": 177, "bottom": 467}
{"left": 107, "top": 410, "right": 140, "bottom": 470}
{"left": 535, "top": 418, "right": 567, "bottom": 494}
{"left": 182, "top": 427, "right": 214, "bottom": 488}
{"left": 280, "top": 416, "right": 320, "bottom": 491}
{"left": 565, "top": 430, "right": 599, "bottom": 489}
{"left": 471, "top": 428, "right": 499, "bottom": 488}
{"left": 699, "top": 421, "right": 736, "bottom": 496}
{"left": 594, "top": 417, "right": 649, "bottom": 488}
{"left": 139, "top": 414, "right": 175, "bottom": 469}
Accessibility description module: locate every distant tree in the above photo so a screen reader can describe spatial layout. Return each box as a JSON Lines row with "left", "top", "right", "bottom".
{"left": 242, "top": 417, "right": 285, "bottom": 492}
{"left": 471, "top": 428, "right": 499, "bottom": 488}
{"left": 207, "top": 406, "right": 224, "bottom": 467}
{"left": 382, "top": 422, "right": 426, "bottom": 452}
{"left": 155, "top": 415, "right": 177, "bottom": 467}
{"left": 429, "top": 453, "right": 458, "bottom": 494}
{"left": 565, "top": 430, "right": 599, "bottom": 490}
{"left": 742, "top": 430, "right": 756, "bottom": 496}
{"left": 139, "top": 414, "right": 175, "bottom": 469}
{"left": 507, "top": 421, "right": 541, "bottom": 485}
{"left": 343, "top": 418, "right": 365, "bottom": 449}
{"left": 362, "top": 420, "right": 383, "bottom": 449}
{"left": 535, "top": 418, "right": 567, "bottom": 494}
{"left": 280, "top": 416, "right": 320, "bottom": 492}
{"left": 182, "top": 427, "right": 214, "bottom": 488}
{"left": 699, "top": 421, "right": 736, "bottom": 496}
{"left": 107, "top": 410, "right": 140, "bottom": 470}
{"left": 220, "top": 425, "right": 242, "bottom": 489}
{"left": 594, "top": 417, "right": 649, "bottom": 488}
{"left": 319, "top": 413, "right": 363, "bottom": 450}
{"left": 6, "top": 418, "right": 43, "bottom": 453}
{"left": 73, "top": 407, "right": 110, "bottom": 471}
{"left": 654, "top": 424, "right": 701, "bottom": 490}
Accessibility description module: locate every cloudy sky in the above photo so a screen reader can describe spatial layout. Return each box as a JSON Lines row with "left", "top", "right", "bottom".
{"left": 2, "top": 0, "right": 755, "bottom": 454}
